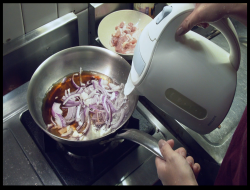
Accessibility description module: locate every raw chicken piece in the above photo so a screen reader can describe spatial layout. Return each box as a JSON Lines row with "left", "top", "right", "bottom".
{"left": 119, "top": 22, "right": 125, "bottom": 28}
{"left": 110, "top": 21, "right": 140, "bottom": 54}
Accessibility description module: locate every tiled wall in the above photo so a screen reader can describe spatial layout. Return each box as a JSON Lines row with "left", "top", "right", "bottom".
{"left": 3, "top": 3, "right": 88, "bottom": 45}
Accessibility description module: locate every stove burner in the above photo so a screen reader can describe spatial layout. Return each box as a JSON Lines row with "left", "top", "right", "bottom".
{"left": 20, "top": 109, "right": 155, "bottom": 185}
{"left": 58, "top": 139, "right": 124, "bottom": 159}
{"left": 56, "top": 138, "right": 125, "bottom": 175}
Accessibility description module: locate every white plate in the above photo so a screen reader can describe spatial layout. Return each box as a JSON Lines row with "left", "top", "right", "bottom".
{"left": 98, "top": 10, "right": 152, "bottom": 60}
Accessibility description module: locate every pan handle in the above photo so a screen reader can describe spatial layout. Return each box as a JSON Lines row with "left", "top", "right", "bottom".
{"left": 114, "top": 129, "right": 165, "bottom": 160}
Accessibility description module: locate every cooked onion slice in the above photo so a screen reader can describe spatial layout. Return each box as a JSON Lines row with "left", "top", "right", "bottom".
{"left": 61, "top": 126, "right": 73, "bottom": 137}
{"left": 51, "top": 102, "right": 63, "bottom": 117}
{"left": 111, "top": 108, "right": 125, "bottom": 129}
{"left": 47, "top": 67, "right": 129, "bottom": 140}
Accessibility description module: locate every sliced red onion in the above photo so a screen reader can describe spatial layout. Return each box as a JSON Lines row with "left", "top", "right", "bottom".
{"left": 92, "top": 113, "right": 98, "bottom": 120}
{"left": 106, "top": 83, "right": 124, "bottom": 93}
{"left": 115, "top": 91, "right": 119, "bottom": 98}
{"left": 72, "top": 130, "right": 83, "bottom": 138}
{"left": 102, "top": 112, "right": 107, "bottom": 121}
{"left": 89, "top": 104, "right": 105, "bottom": 112}
{"left": 106, "top": 98, "right": 118, "bottom": 112}
{"left": 80, "top": 91, "right": 89, "bottom": 100}
{"left": 95, "top": 120, "right": 105, "bottom": 126}
{"left": 64, "top": 106, "right": 77, "bottom": 121}
{"left": 109, "top": 83, "right": 120, "bottom": 90}
{"left": 110, "top": 92, "right": 116, "bottom": 100}
{"left": 61, "top": 126, "right": 73, "bottom": 137}
{"left": 114, "top": 94, "right": 126, "bottom": 111}
{"left": 65, "top": 89, "right": 68, "bottom": 98}
{"left": 70, "top": 87, "right": 83, "bottom": 96}
{"left": 54, "top": 113, "right": 66, "bottom": 128}
{"left": 63, "top": 94, "right": 81, "bottom": 105}
{"left": 106, "top": 104, "right": 112, "bottom": 128}
{"left": 75, "top": 105, "right": 81, "bottom": 122}
{"left": 61, "top": 77, "right": 67, "bottom": 84}
{"left": 72, "top": 73, "right": 80, "bottom": 89}
{"left": 47, "top": 123, "right": 54, "bottom": 128}
{"left": 64, "top": 99, "right": 81, "bottom": 106}
{"left": 103, "top": 95, "right": 108, "bottom": 112}
{"left": 102, "top": 95, "right": 109, "bottom": 121}
{"left": 99, "top": 78, "right": 109, "bottom": 89}
{"left": 51, "top": 102, "right": 63, "bottom": 118}
{"left": 48, "top": 72, "right": 129, "bottom": 140}
{"left": 111, "top": 108, "right": 125, "bottom": 129}
{"left": 64, "top": 103, "right": 81, "bottom": 108}
{"left": 50, "top": 116, "right": 56, "bottom": 126}
{"left": 72, "top": 131, "right": 80, "bottom": 138}
{"left": 82, "top": 107, "right": 90, "bottom": 134}
{"left": 76, "top": 123, "right": 83, "bottom": 131}
{"left": 87, "top": 89, "right": 97, "bottom": 99}
{"left": 76, "top": 107, "right": 88, "bottom": 132}
{"left": 93, "top": 80, "right": 107, "bottom": 95}
{"left": 80, "top": 110, "right": 85, "bottom": 123}
{"left": 85, "top": 96, "right": 98, "bottom": 107}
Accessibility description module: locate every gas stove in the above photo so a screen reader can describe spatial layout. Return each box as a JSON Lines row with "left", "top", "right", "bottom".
{"left": 19, "top": 108, "right": 156, "bottom": 185}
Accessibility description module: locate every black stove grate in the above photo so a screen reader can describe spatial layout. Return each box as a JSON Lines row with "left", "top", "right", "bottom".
{"left": 20, "top": 108, "right": 155, "bottom": 185}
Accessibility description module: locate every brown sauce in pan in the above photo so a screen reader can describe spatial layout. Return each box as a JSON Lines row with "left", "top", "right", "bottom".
{"left": 42, "top": 71, "right": 113, "bottom": 139}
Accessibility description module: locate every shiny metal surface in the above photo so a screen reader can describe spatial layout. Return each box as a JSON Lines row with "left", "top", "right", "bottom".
{"left": 3, "top": 13, "right": 79, "bottom": 95}
{"left": 27, "top": 46, "right": 140, "bottom": 147}
{"left": 3, "top": 127, "right": 42, "bottom": 185}
{"left": 115, "top": 129, "right": 164, "bottom": 160}
{"left": 3, "top": 106, "right": 62, "bottom": 185}
{"left": 3, "top": 81, "right": 29, "bottom": 120}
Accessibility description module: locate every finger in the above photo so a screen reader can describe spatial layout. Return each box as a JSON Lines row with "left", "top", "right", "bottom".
{"left": 175, "top": 147, "right": 187, "bottom": 158}
{"left": 176, "top": 10, "right": 202, "bottom": 36}
{"left": 192, "top": 163, "right": 201, "bottom": 179}
{"left": 158, "top": 139, "right": 175, "bottom": 160}
{"left": 166, "top": 139, "right": 174, "bottom": 149}
{"left": 186, "top": 156, "right": 194, "bottom": 168}
{"left": 155, "top": 155, "right": 166, "bottom": 170}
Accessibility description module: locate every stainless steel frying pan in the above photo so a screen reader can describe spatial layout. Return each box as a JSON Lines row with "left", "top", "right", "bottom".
{"left": 27, "top": 46, "right": 163, "bottom": 159}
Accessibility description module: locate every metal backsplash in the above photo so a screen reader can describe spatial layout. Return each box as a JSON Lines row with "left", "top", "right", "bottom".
{"left": 3, "top": 13, "right": 79, "bottom": 96}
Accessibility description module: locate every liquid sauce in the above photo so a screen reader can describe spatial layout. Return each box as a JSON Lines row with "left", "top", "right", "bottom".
{"left": 42, "top": 71, "right": 113, "bottom": 139}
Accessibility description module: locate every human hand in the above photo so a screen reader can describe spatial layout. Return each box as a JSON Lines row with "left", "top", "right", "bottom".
{"left": 155, "top": 139, "right": 200, "bottom": 185}
{"left": 176, "top": 3, "right": 241, "bottom": 36}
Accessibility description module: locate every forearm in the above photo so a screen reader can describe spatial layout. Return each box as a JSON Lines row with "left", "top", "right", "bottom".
{"left": 225, "top": 3, "right": 247, "bottom": 26}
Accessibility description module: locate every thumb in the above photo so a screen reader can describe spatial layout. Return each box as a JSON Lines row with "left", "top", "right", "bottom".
{"left": 158, "top": 139, "right": 175, "bottom": 160}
